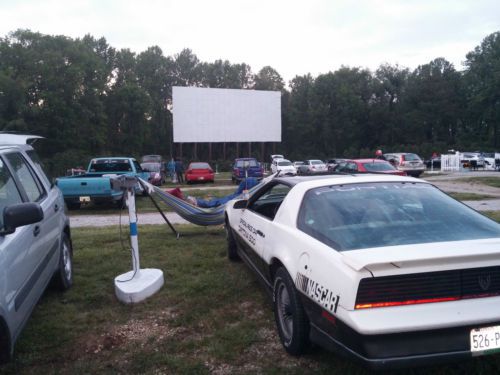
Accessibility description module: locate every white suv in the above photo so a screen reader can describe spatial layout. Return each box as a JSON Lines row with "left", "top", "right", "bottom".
{"left": 0, "top": 134, "right": 73, "bottom": 363}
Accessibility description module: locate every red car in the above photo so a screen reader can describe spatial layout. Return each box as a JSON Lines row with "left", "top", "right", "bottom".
{"left": 334, "top": 159, "right": 407, "bottom": 175}
{"left": 185, "top": 162, "right": 215, "bottom": 184}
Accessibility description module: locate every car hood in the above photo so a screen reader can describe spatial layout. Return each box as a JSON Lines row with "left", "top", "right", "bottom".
{"left": 341, "top": 238, "right": 500, "bottom": 273}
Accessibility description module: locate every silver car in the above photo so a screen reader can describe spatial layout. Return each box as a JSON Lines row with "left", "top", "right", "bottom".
{"left": 297, "top": 159, "right": 328, "bottom": 175}
{"left": 384, "top": 153, "right": 425, "bottom": 177}
{"left": 0, "top": 134, "right": 73, "bottom": 363}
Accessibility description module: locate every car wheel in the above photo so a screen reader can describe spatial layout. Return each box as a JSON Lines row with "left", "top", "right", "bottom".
{"left": 225, "top": 220, "right": 239, "bottom": 261}
{"left": 0, "top": 319, "right": 12, "bottom": 364}
{"left": 54, "top": 233, "right": 73, "bottom": 291}
{"left": 273, "top": 267, "right": 309, "bottom": 355}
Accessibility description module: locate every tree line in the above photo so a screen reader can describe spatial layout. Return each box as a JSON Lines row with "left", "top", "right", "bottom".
{"left": 1, "top": 29, "right": 499, "bottom": 175}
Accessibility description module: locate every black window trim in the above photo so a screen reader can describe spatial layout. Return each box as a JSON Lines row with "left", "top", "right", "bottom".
{"left": 246, "top": 181, "right": 293, "bottom": 221}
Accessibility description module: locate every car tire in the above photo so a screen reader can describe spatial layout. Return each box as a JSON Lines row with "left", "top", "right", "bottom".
{"left": 273, "top": 267, "right": 309, "bottom": 356}
{"left": 0, "top": 319, "right": 12, "bottom": 364}
{"left": 225, "top": 220, "right": 240, "bottom": 261}
{"left": 53, "top": 233, "right": 73, "bottom": 291}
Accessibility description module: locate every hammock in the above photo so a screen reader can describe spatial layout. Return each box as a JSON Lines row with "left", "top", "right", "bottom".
{"left": 151, "top": 184, "right": 227, "bottom": 226}
{"left": 138, "top": 177, "right": 264, "bottom": 227}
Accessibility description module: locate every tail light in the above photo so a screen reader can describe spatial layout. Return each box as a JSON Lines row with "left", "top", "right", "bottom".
{"left": 399, "top": 155, "right": 406, "bottom": 166}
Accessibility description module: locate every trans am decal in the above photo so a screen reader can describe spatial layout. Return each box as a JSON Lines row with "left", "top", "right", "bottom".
{"left": 296, "top": 273, "right": 340, "bottom": 313}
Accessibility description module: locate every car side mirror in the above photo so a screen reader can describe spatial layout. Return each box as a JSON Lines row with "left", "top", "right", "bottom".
{"left": 1, "top": 203, "right": 44, "bottom": 236}
{"left": 233, "top": 200, "right": 248, "bottom": 209}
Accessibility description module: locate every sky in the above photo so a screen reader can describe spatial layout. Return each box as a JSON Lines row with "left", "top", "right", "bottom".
{"left": 1, "top": 0, "right": 499, "bottom": 82}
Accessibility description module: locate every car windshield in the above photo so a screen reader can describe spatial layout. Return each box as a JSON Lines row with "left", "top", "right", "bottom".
{"left": 362, "top": 162, "right": 396, "bottom": 172}
{"left": 190, "top": 162, "right": 210, "bottom": 169}
{"left": 311, "top": 160, "right": 324, "bottom": 165}
{"left": 278, "top": 161, "right": 292, "bottom": 166}
{"left": 298, "top": 182, "right": 500, "bottom": 251}
{"left": 236, "top": 159, "right": 258, "bottom": 167}
{"left": 141, "top": 163, "right": 161, "bottom": 172}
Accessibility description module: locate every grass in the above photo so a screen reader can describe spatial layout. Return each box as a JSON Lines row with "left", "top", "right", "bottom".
{"left": 457, "top": 177, "right": 500, "bottom": 189}
{"left": 448, "top": 192, "right": 497, "bottom": 201}
{"left": 3, "top": 223, "right": 500, "bottom": 374}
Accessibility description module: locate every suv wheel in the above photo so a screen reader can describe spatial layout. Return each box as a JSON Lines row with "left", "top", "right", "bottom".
{"left": 273, "top": 267, "right": 309, "bottom": 355}
{"left": 54, "top": 233, "right": 73, "bottom": 291}
{"left": 0, "top": 319, "right": 11, "bottom": 364}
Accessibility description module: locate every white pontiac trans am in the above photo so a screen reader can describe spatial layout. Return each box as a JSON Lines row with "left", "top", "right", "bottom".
{"left": 224, "top": 174, "right": 500, "bottom": 369}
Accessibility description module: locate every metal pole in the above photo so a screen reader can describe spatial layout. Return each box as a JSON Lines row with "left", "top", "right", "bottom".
{"left": 126, "top": 188, "right": 140, "bottom": 276}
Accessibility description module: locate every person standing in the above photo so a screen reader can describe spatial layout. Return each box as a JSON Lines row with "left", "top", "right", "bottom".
{"left": 167, "top": 158, "right": 176, "bottom": 182}
{"left": 175, "top": 158, "right": 184, "bottom": 184}
{"left": 375, "top": 149, "right": 386, "bottom": 160}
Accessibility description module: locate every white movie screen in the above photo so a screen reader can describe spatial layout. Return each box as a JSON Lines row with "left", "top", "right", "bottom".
{"left": 173, "top": 87, "right": 281, "bottom": 142}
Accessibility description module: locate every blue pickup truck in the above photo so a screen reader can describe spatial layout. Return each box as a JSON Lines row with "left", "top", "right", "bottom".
{"left": 56, "top": 157, "right": 149, "bottom": 209}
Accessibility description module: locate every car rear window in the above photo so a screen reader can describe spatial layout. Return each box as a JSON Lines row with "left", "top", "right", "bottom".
{"left": 403, "top": 153, "right": 420, "bottom": 161}
{"left": 90, "top": 160, "right": 133, "bottom": 172}
{"left": 141, "top": 163, "right": 161, "bottom": 172}
{"left": 236, "top": 159, "right": 258, "bottom": 167}
{"left": 278, "top": 161, "right": 292, "bottom": 166}
{"left": 190, "top": 162, "right": 210, "bottom": 169}
{"left": 362, "top": 162, "right": 396, "bottom": 172}
{"left": 311, "top": 160, "right": 323, "bottom": 165}
{"left": 298, "top": 182, "right": 500, "bottom": 251}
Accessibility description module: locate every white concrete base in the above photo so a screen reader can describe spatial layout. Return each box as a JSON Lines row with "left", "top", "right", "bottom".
{"left": 114, "top": 268, "right": 164, "bottom": 304}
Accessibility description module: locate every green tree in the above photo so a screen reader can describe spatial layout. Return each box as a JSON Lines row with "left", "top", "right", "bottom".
{"left": 464, "top": 31, "right": 500, "bottom": 148}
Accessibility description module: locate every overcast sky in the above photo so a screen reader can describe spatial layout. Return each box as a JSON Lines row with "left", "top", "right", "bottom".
{"left": 1, "top": 0, "right": 499, "bottom": 82}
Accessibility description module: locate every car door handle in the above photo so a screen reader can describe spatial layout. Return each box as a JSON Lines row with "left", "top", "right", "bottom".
{"left": 33, "top": 225, "right": 41, "bottom": 237}
{"left": 54, "top": 204, "right": 59, "bottom": 212}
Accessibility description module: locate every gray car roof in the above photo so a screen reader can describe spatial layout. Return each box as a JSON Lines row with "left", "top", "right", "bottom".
{"left": 0, "top": 134, "right": 43, "bottom": 145}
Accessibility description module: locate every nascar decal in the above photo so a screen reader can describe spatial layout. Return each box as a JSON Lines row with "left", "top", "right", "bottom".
{"left": 296, "top": 273, "right": 340, "bottom": 313}
{"left": 238, "top": 218, "right": 257, "bottom": 246}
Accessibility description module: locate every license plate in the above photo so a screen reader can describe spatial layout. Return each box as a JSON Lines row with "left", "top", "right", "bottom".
{"left": 79, "top": 196, "right": 91, "bottom": 203}
{"left": 470, "top": 325, "right": 500, "bottom": 353}
{"left": 198, "top": 176, "right": 204, "bottom": 180}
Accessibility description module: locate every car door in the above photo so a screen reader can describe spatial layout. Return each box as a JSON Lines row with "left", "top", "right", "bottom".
{"left": 234, "top": 182, "right": 291, "bottom": 279}
{"left": 3, "top": 152, "right": 60, "bottom": 333}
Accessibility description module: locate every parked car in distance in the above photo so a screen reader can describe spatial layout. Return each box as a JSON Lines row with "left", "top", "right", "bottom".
{"left": 425, "top": 156, "right": 441, "bottom": 169}
{"left": 270, "top": 154, "right": 284, "bottom": 162}
{"left": 293, "top": 161, "right": 305, "bottom": 169}
{"left": 326, "top": 158, "right": 348, "bottom": 171}
{"left": 383, "top": 153, "right": 425, "bottom": 177}
{"left": 460, "top": 152, "right": 485, "bottom": 169}
{"left": 185, "top": 162, "right": 215, "bottom": 184}
{"left": 231, "top": 158, "right": 263, "bottom": 184}
{"left": 0, "top": 134, "right": 73, "bottom": 363}
{"left": 141, "top": 162, "right": 165, "bottom": 186}
{"left": 296, "top": 159, "right": 328, "bottom": 175}
{"left": 65, "top": 167, "right": 86, "bottom": 176}
{"left": 334, "top": 159, "right": 406, "bottom": 175}
{"left": 271, "top": 158, "right": 297, "bottom": 176}
{"left": 224, "top": 174, "right": 500, "bottom": 369}
{"left": 141, "top": 154, "right": 162, "bottom": 163}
